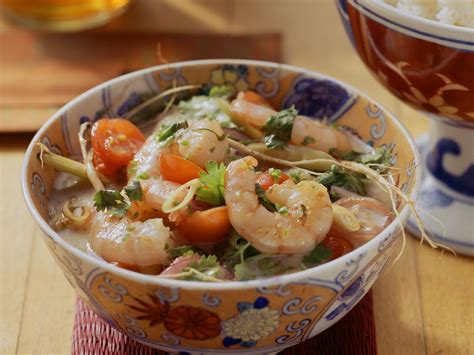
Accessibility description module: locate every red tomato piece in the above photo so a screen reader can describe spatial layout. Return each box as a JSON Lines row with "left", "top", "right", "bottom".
{"left": 91, "top": 118, "right": 145, "bottom": 169}
{"left": 159, "top": 153, "right": 204, "bottom": 184}
{"left": 321, "top": 235, "right": 354, "bottom": 260}
{"left": 175, "top": 206, "right": 231, "bottom": 244}
{"left": 256, "top": 171, "right": 289, "bottom": 190}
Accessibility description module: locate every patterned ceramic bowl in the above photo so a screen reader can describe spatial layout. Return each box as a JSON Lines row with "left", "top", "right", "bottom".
{"left": 22, "top": 60, "right": 421, "bottom": 354}
{"left": 337, "top": 0, "right": 474, "bottom": 256}
{"left": 338, "top": 0, "right": 474, "bottom": 123}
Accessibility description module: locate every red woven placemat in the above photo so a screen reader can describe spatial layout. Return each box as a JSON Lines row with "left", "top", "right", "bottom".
{"left": 72, "top": 292, "right": 376, "bottom": 354}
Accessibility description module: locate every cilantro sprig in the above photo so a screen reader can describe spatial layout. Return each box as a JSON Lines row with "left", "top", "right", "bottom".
{"left": 178, "top": 255, "right": 227, "bottom": 282}
{"left": 255, "top": 183, "right": 277, "bottom": 212}
{"left": 195, "top": 161, "right": 226, "bottom": 206}
{"left": 262, "top": 106, "right": 298, "bottom": 149}
{"left": 157, "top": 121, "right": 189, "bottom": 142}
{"left": 93, "top": 180, "right": 143, "bottom": 217}
{"left": 330, "top": 145, "right": 393, "bottom": 172}
{"left": 316, "top": 165, "right": 366, "bottom": 196}
{"left": 215, "top": 230, "right": 288, "bottom": 281}
{"left": 209, "top": 84, "right": 235, "bottom": 99}
{"left": 302, "top": 245, "right": 332, "bottom": 267}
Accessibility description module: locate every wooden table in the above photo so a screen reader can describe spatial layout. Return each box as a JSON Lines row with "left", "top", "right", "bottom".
{"left": 1, "top": 1, "right": 473, "bottom": 354}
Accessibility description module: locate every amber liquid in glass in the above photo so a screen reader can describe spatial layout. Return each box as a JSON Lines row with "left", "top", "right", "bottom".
{"left": 0, "top": 0, "right": 131, "bottom": 31}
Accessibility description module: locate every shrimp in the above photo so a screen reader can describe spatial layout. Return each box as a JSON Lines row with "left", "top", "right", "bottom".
{"left": 90, "top": 212, "right": 173, "bottom": 267}
{"left": 224, "top": 156, "right": 333, "bottom": 254}
{"left": 176, "top": 119, "right": 229, "bottom": 168}
{"left": 230, "top": 91, "right": 351, "bottom": 152}
{"left": 129, "top": 118, "right": 228, "bottom": 212}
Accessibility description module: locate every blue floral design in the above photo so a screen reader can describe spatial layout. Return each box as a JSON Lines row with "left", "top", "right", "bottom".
{"left": 325, "top": 276, "right": 365, "bottom": 321}
{"left": 117, "top": 92, "right": 142, "bottom": 116}
{"left": 282, "top": 77, "right": 356, "bottom": 122}
{"left": 340, "top": 276, "right": 363, "bottom": 300}
{"left": 426, "top": 138, "right": 474, "bottom": 197}
{"left": 222, "top": 297, "right": 279, "bottom": 348}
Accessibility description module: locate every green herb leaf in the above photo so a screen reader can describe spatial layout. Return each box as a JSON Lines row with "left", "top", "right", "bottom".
{"left": 330, "top": 145, "right": 393, "bottom": 172}
{"left": 234, "top": 254, "right": 288, "bottom": 281}
{"left": 302, "top": 245, "right": 332, "bottom": 265}
{"left": 157, "top": 121, "right": 189, "bottom": 142}
{"left": 136, "top": 172, "right": 149, "bottom": 180}
{"left": 288, "top": 168, "right": 315, "bottom": 184}
{"left": 316, "top": 165, "right": 366, "bottom": 196}
{"left": 255, "top": 183, "right": 277, "bottom": 212}
{"left": 124, "top": 180, "right": 142, "bottom": 201}
{"left": 195, "top": 161, "right": 226, "bottom": 206}
{"left": 262, "top": 106, "right": 298, "bottom": 149}
{"left": 127, "top": 160, "right": 138, "bottom": 176}
{"left": 166, "top": 245, "right": 204, "bottom": 260}
{"left": 93, "top": 189, "right": 129, "bottom": 217}
{"left": 178, "top": 255, "right": 224, "bottom": 281}
{"left": 209, "top": 84, "right": 235, "bottom": 99}
{"left": 268, "top": 168, "right": 281, "bottom": 183}
{"left": 93, "top": 190, "right": 126, "bottom": 211}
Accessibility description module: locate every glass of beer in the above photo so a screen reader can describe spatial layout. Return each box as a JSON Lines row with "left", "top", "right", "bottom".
{"left": 0, "top": 0, "right": 132, "bottom": 31}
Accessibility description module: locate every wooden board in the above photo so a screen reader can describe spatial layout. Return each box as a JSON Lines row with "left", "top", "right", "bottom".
{"left": 0, "top": 31, "right": 280, "bottom": 132}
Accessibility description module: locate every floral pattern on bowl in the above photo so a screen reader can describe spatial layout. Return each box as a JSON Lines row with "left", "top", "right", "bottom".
{"left": 21, "top": 60, "right": 421, "bottom": 353}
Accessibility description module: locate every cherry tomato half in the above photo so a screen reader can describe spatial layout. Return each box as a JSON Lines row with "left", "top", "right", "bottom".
{"left": 256, "top": 170, "right": 289, "bottom": 190}
{"left": 159, "top": 153, "right": 203, "bottom": 184}
{"left": 175, "top": 206, "right": 231, "bottom": 244}
{"left": 91, "top": 118, "right": 145, "bottom": 168}
{"left": 321, "top": 235, "right": 354, "bottom": 260}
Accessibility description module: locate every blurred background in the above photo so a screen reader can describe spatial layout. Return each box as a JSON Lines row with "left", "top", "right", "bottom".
{"left": 0, "top": 0, "right": 429, "bottom": 134}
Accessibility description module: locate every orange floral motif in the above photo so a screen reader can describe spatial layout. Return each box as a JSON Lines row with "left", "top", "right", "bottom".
{"left": 127, "top": 295, "right": 170, "bottom": 326}
{"left": 164, "top": 305, "right": 221, "bottom": 340}
{"left": 377, "top": 61, "right": 473, "bottom": 121}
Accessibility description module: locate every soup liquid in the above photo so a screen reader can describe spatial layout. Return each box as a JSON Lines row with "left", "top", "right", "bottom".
{"left": 0, "top": 0, "right": 131, "bottom": 31}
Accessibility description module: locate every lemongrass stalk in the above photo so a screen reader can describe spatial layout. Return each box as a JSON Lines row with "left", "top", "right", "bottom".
{"left": 78, "top": 122, "right": 104, "bottom": 191}
{"left": 37, "top": 143, "right": 88, "bottom": 179}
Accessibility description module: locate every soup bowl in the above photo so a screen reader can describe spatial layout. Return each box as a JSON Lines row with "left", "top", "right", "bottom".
{"left": 22, "top": 59, "right": 421, "bottom": 354}
{"left": 337, "top": 0, "right": 474, "bottom": 255}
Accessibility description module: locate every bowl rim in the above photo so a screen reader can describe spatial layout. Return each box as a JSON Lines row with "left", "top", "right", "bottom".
{"left": 21, "top": 59, "right": 422, "bottom": 290}
{"left": 353, "top": 0, "right": 474, "bottom": 40}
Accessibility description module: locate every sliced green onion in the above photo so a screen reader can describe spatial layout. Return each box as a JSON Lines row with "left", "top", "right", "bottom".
{"left": 162, "top": 179, "right": 203, "bottom": 213}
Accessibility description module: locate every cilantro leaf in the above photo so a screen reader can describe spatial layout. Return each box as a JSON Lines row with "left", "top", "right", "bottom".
{"left": 209, "top": 84, "right": 235, "bottom": 99}
{"left": 195, "top": 161, "right": 226, "bottom": 206}
{"left": 302, "top": 245, "right": 332, "bottom": 266}
{"left": 124, "top": 180, "right": 142, "bottom": 201}
{"left": 94, "top": 190, "right": 126, "bottom": 211}
{"left": 262, "top": 106, "right": 298, "bottom": 149}
{"left": 316, "top": 165, "right": 366, "bottom": 196}
{"left": 179, "top": 255, "right": 225, "bottom": 281}
{"left": 166, "top": 245, "right": 205, "bottom": 260}
{"left": 234, "top": 254, "right": 287, "bottom": 281}
{"left": 288, "top": 168, "right": 315, "bottom": 184}
{"left": 255, "top": 183, "right": 277, "bottom": 212}
{"left": 215, "top": 230, "right": 287, "bottom": 281}
{"left": 157, "top": 121, "right": 188, "bottom": 142}
{"left": 93, "top": 181, "right": 142, "bottom": 217}
{"left": 330, "top": 145, "right": 393, "bottom": 172}
{"left": 93, "top": 189, "right": 129, "bottom": 217}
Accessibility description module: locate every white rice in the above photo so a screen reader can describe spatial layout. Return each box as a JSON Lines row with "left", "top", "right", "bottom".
{"left": 382, "top": 0, "right": 474, "bottom": 28}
